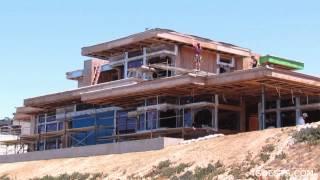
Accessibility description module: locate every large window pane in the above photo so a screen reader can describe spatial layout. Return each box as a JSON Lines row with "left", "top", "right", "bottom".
{"left": 46, "top": 123, "right": 57, "bottom": 132}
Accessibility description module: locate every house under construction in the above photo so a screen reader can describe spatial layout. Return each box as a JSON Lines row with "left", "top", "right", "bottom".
{"left": 9, "top": 28, "right": 320, "bottom": 152}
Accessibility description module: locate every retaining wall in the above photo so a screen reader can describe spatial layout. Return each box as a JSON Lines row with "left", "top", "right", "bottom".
{"left": 0, "top": 137, "right": 182, "bottom": 163}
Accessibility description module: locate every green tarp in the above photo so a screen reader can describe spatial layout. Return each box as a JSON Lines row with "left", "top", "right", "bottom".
{"left": 259, "top": 55, "right": 304, "bottom": 70}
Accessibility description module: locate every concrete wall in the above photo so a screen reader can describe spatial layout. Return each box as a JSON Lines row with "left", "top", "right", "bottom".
{"left": 0, "top": 137, "right": 182, "bottom": 164}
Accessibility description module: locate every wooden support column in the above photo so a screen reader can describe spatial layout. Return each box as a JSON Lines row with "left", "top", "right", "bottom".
{"left": 260, "top": 85, "right": 266, "bottom": 130}
{"left": 276, "top": 99, "right": 281, "bottom": 128}
{"left": 240, "top": 96, "right": 246, "bottom": 132}
{"left": 113, "top": 110, "right": 117, "bottom": 143}
{"left": 124, "top": 52, "right": 128, "bottom": 79}
{"left": 173, "top": 45, "right": 178, "bottom": 76}
{"left": 156, "top": 96, "right": 159, "bottom": 129}
{"left": 214, "top": 94, "right": 219, "bottom": 130}
{"left": 295, "top": 96, "right": 301, "bottom": 125}
{"left": 216, "top": 53, "right": 220, "bottom": 74}
{"left": 143, "top": 47, "right": 147, "bottom": 79}
{"left": 144, "top": 99, "right": 147, "bottom": 130}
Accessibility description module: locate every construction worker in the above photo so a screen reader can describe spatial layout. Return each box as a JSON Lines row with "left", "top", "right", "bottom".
{"left": 251, "top": 56, "right": 258, "bottom": 68}
{"left": 193, "top": 42, "right": 202, "bottom": 71}
{"left": 297, "top": 113, "right": 308, "bottom": 125}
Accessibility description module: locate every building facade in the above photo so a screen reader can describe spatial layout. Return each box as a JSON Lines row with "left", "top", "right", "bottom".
{"left": 12, "top": 29, "right": 320, "bottom": 151}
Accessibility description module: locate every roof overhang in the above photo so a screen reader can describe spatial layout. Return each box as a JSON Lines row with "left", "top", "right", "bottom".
{"left": 22, "top": 67, "right": 320, "bottom": 110}
{"left": 24, "top": 78, "right": 143, "bottom": 108}
{"left": 81, "top": 67, "right": 320, "bottom": 106}
{"left": 81, "top": 29, "right": 252, "bottom": 59}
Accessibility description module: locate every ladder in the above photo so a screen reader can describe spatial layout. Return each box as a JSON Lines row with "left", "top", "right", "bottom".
{"left": 92, "top": 65, "right": 101, "bottom": 85}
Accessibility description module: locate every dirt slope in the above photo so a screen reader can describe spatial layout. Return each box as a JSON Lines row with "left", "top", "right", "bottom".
{"left": 0, "top": 124, "right": 319, "bottom": 179}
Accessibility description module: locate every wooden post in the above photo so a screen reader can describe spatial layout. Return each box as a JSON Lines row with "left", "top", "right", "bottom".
{"left": 295, "top": 97, "right": 301, "bottom": 125}
{"left": 214, "top": 94, "right": 219, "bottom": 131}
{"left": 143, "top": 47, "right": 147, "bottom": 79}
{"left": 261, "top": 85, "right": 266, "bottom": 130}
{"left": 124, "top": 52, "right": 128, "bottom": 79}
{"left": 276, "top": 99, "right": 281, "bottom": 128}
{"left": 240, "top": 96, "right": 246, "bottom": 132}
{"left": 113, "top": 110, "right": 117, "bottom": 143}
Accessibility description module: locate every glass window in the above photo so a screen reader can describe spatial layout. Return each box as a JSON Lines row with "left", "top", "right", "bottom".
{"left": 128, "top": 59, "right": 143, "bottom": 69}
{"left": 281, "top": 111, "right": 296, "bottom": 127}
{"left": 38, "top": 142, "right": 45, "bottom": 151}
{"left": 46, "top": 139, "right": 57, "bottom": 150}
{"left": 180, "top": 96, "right": 193, "bottom": 105}
{"left": 137, "top": 114, "right": 145, "bottom": 131}
{"left": 266, "top": 101, "right": 277, "bottom": 109}
{"left": 146, "top": 110, "right": 157, "bottom": 130}
{"left": 38, "top": 125, "right": 45, "bottom": 134}
{"left": 265, "top": 112, "right": 277, "bottom": 128}
{"left": 183, "top": 109, "right": 192, "bottom": 127}
{"left": 194, "top": 94, "right": 213, "bottom": 103}
{"left": 46, "top": 111, "right": 56, "bottom": 122}
{"left": 281, "top": 99, "right": 295, "bottom": 107}
{"left": 46, "top": 123, "right": 57, "bottom": 132}
{"left": 146, "top": 97, "right": 157, "bottom": 106}
{"left": 38, "top": 114, "right": 45, "bottom": 123}
{"left": 58, "top": 122, "right": 64, "bottom": 130}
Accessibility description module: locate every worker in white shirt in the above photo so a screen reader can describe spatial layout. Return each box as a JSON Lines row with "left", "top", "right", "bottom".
{"left": 297, "top": 113, "right": 308, "bottom": 125}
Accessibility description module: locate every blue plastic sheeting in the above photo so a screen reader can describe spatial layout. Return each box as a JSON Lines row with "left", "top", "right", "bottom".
{"left": 71, "top": 110, "right": 115, "bottom": 146}
{"left": 117, "top": 111, "right": 137, "bottom": 134}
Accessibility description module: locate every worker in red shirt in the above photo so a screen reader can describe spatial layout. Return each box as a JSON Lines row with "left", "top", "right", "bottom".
{"left": 193, "top": 42, "right": 202, "bottom": 71}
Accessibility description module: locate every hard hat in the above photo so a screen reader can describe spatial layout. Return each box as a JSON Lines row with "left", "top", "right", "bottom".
{"left": 302, "top": 113, "right": 308, "bottom": 118}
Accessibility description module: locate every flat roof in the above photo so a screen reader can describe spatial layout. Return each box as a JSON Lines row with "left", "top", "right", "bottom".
{"left": 81, "top": 28, "right": 252, "bottom": 59}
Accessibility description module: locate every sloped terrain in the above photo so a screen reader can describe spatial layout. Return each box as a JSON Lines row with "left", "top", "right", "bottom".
{"left": 0, "top": 122, "right": 319, "bottom": 179}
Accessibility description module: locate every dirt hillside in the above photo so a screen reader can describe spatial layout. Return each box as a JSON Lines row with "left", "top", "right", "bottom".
{"left": 0, "top": 122, "right": 319, "bottom": 179}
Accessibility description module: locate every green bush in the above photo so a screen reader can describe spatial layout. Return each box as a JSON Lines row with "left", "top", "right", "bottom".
{"left": 157, "top": 160, "right": 171, "bottom": 169}
{"left": 0, "top": 174, "right": 10, "bottom": 180}
{"left": 179, "top": 171, "right": 194, "bottom": 180}
{"left": 261, "top": 144, "right": 275, "bottom": 153}
{"left": 293, "top": 127, "right": 320, "bottom": 145}
{"left": 29, "top": 172, "right": 106, "bottom": 180}
{"left": 175, "top": 163, "right": 191, "bottom": 174}
{"left": 259, "top": 153, "right": 270, "bottom": 162}
{"left": 275, "top": 152, "right": 287, "bottom": 160}
{"left": 145, "top": 160, "right": 192, "bottom": 178}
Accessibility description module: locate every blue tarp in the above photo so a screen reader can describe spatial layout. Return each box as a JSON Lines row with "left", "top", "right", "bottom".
{"left": 71, "top": 111, "right": 115, "bottom": 146}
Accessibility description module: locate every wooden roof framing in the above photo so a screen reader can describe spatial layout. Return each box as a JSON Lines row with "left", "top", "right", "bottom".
{"left": 81, "top": 28, "right": 252, "bottom": 59}
{"left": 18, "top": 67, "right": 320, "bottom": 120}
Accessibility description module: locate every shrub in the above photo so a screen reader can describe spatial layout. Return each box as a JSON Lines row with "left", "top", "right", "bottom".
{"left": 145, "top": 160, "right": 192, "bottom": 178}
{"left": 157, "top": 160, "right": 171, "bottom": 169}
{"left": 293, "top": 127, "right": 320, "bottom": 145}
{"left": 228, "top": 165, "right": 244, "bottom": 179}
{"left": 275, "top": 152, "right": 287, "bottom": 160}
{"left": 29, "top": 172, "right": 106, "bottom": 180}
{"left": 0, "top": 174, "right": 10, "bottom": 180}
{"left": 194, "top": 162, "right": 225, "bottom": 179}
{"left": 179, "top": 171, "right": 194, "bottom": 180}
{"left": 175, "top": 163, "right": 191, "bottom": 174}
{"left": 261, "top": 144, "right": 275, "bottom": 153}
{"left": 260, "top": 153, "right": 270, "bottom": 162}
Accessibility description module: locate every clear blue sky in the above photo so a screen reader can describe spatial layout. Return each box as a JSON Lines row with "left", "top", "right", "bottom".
{"left": 0, "top": 0, "right": 319, "bottom": 118}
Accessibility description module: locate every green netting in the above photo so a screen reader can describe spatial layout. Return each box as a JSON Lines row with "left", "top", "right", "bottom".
{"left": 259, "top": 55, "right": 304, "bottom": 70}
